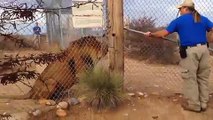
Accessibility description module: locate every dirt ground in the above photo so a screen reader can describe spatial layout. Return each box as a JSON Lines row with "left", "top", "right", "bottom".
{"left": 68, "top": 95, "right": 213, "bottom": 120}
{"left": 124, "top": 57, "right": 213, "bottom": 96}
{"left": 1, "top": 50, "right": 213, "bottom": 120}
{"left": 1, "top": 94, "right": 213, "bottom": 120}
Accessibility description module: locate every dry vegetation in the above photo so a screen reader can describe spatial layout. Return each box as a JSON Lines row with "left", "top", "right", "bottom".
{"left": 125, "top": 17, "right": 180, "bottom": 64}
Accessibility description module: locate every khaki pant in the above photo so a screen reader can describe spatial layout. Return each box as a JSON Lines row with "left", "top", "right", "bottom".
{"left": 180, "top": 45, "right": 210, "bottom": 108}
{"left": 33, "top": 34, "right": 41, "bottom": 48}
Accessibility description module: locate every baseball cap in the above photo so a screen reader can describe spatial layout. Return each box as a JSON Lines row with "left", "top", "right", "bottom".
{"left": 176, "top": 0, "right": 195, "bottom": 9}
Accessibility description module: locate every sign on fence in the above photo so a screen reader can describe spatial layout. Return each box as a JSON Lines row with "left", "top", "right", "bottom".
{"left": 72, "top": 0, "right": 103, "bottom": 28}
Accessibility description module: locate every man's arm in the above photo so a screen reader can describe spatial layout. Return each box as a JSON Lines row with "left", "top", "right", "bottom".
{"left": 38, "top": 27, "right": 41, "bottom": 33}
{"left": 33, "top": 27, "right": 36, "bottom": 33}
{"left": 207, "top": 28, "right": 213, "bottom": 43}
{"left": 150, "top": 29, "right": 170, "bottom": 38}
{"left": 144, "top": 19, "right": 177, "bottom": 38}
{"left": 144, "top": 29, "right": 170, "bottom": 38}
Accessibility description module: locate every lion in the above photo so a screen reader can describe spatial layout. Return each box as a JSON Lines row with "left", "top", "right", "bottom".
{"left": 0, "top": 36, "right": 108, "bottom": 100}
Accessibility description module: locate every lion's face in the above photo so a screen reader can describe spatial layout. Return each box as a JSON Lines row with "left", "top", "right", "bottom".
{"left": 68, "top": 36, "right": 108, "bottom": 60}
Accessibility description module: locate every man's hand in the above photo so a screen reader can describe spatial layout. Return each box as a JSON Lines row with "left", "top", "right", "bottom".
{"left": 144, "top": 31, "right": 152, "bottom": 37}
{"left": 208, "top": 30, "right": 213, "bottom": 43}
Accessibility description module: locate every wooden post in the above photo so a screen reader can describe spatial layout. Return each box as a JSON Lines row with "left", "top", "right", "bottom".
{"left": 108, "top": 0, "right": 115, "bottom": 72}
{"left": 108, "top": 0, "right": 124, "bottom": 78}
{"left": 114, "top": 0, "right": 124, "bottom": 77}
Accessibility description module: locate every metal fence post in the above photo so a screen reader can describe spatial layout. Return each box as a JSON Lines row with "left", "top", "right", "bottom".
{"left": 58, "top": 9, "right": 65, "bottom": 49}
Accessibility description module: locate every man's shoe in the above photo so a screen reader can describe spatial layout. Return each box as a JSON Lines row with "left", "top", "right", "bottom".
{"left": 181, "top": 102, "right": 201, "bottom": 113}
{"left": 201, "top": 103, "right": 207, "bottom": 112}
{"left": 201, "top": 107, "right": 207, "bottom": 112}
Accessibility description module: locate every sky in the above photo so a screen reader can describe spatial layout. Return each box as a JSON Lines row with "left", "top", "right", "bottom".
{"left": 1, "top": 0, "right": 213, "bottom": 35}
{"left": 124, "top": 0, "right": 213, "bottom": 27}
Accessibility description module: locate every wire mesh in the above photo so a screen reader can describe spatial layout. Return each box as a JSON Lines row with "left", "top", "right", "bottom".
{"left": 0, "top": 0, "right": 109, "bottom": 102}
{"left": 124, "top": 0, "right": 213, "bottom": 96}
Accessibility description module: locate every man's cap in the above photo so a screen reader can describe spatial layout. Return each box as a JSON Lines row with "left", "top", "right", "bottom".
{"left": 176, "top": 0, "right": 195, "bottom": 9}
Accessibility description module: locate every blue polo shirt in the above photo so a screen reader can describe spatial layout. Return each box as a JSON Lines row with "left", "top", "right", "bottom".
{"left": 33, "top": 26, "right": 41, "bottom": 35}
{"left": 166, "top": 13, "right": 213, "bottom": 46}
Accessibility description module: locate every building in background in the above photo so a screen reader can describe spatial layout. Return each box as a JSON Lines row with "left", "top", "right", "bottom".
{"left": 37, "top": 0, "right": 105, "bottom": 49}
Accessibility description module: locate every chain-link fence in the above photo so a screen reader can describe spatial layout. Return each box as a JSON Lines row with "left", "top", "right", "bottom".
{"left": 124, "top": 0, "right": 213, "bottom": 96}
{"left": 0, "top": 0, "right": 109, "bottom": 102}
{"left": 2, "top": 0, "right": 213, "bottom": 103}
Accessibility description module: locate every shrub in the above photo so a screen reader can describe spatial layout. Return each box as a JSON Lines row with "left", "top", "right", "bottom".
{"left": 78, "top": 67, "right": 125, "bottom": 110}
{"left": 125, "top": 16, "right": 179, "bottom": 64}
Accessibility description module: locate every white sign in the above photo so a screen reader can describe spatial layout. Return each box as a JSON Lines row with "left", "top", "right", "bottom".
{"left": 73, "top": 16, "right": 103, "bottom": 28}
{"left": 72, "top": 2, "right": 103, "bottom": 28}
{"left": 73, "top": 0, "right": 103, "bottom": 2}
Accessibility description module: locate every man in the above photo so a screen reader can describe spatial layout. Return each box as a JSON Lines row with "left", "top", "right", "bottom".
{"left": 33, "top": 22, "right": 41, "bottom": 48}
{"left": 144, "top": 0, "right": 213, "bottom": 112}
